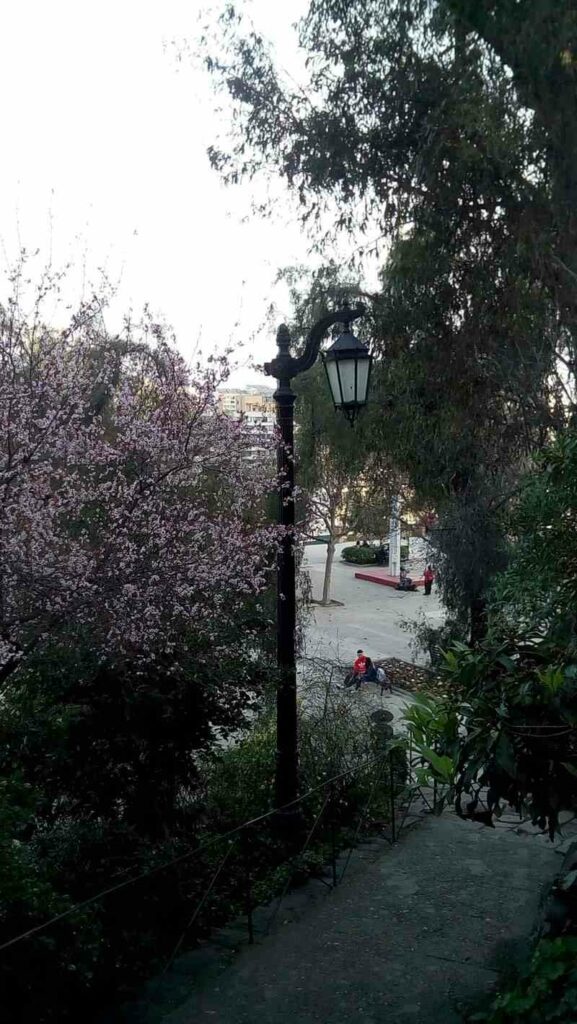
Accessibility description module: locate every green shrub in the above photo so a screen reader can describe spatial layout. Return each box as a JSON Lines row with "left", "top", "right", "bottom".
{"left": 443, "top": 634, "right": 577, "bottom": 836}
{"left": 471, "top": 937, "right": 577, "bottom": 1023}
{"left": 404, "top": 613, "right": 467, "bottom": 667}
{"left": 341, "top": 545, "right": 377, "bottom": 564}
{"left": 400, "top": 625, "right": 577, "bottom": 837}
{"left": 200, "top": 699, "right": 407, "bottom": 920}
{"left": 0, "top": 632, "right": 276, "bottom": 1024}
{"left": 202, "top": 716, "right": 276, "bottom": 828}
{"left": 204, "top": 702, "right": 402, "bottom": 831}
{"left": 341, "top": 543, "right": 409, "bottom": 565}
{"left": 0, "top": 778, "right": 103, "bottom": 1023}
{"left": 0, "top": 663, "right": 407, "bottom": 1023}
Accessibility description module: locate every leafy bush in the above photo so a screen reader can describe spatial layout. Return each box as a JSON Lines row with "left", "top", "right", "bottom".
{"left": 400, "top": 437, "right": 577, "bottom": 836}
{"left": 205, "top": 699, "right": 405, "bottom": 836}
{"left": 471, "top": 937, "right": 577, "bottom": 1023}
{"left": 404, "top": 612, "right": 467, "bottom": 667}
{"left": 403, "top": 633, "right": 577, "bottom": 836}
{"left": 448, "top": 636, "right": 577, "bottom": 837}
{"left": 0, "top": 668, "right": 407, "bottom": 1024}
{"left": 0, "top": 778, "right": 103, "bottom": 1023}
{"left": 403, "top": 693, "right": 460, "bottom": 804}
{"left": 196, "top": 697, "right": 407, "bottom": 931}
{"left": 341, "top": 545, "right": 377, "bottom": 564}
{"left": 342, "top": 543, "right": 409, "bottom": 565}
{"left": 202, "top": 715, "right": 277, "bottom": 828}
{"left": 0, "top": 633, "right": 275, "bottom": 1024}
{"left": 493, "top": 432, "right": 577, "bottom": 631}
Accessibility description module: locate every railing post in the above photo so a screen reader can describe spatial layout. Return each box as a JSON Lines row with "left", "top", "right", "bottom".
{"left": 389, "top": 748, "right": 397, "bottom": 844}
{"left": 329, "top": 784, "right": 338, "bottom": 888}
{"left": 432, "top": 740, "right": 439, "bottom": 813}
{"left": 241, "top": 830, "right": 254, "bottom": 945}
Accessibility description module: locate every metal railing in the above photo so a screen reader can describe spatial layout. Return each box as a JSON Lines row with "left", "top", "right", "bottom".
{"left": 0, "top": 733, "right": 452, "bottom": 1022}
{"left": 154, "top": 743, "right": 414, "bottom": 975}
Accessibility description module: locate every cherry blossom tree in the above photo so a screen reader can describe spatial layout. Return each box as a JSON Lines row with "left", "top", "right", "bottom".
{"left": 0, "top": 286, "right": 279, "bottom": 683}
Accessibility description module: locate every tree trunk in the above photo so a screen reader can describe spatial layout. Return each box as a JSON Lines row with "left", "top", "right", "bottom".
{"left": 321, "top": 537, "right": 336, "bottom": 606}
{"left": 469, "top": 595, "right": 488, "bottom": 647}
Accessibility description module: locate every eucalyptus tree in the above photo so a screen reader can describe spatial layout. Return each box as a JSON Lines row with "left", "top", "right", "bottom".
{"left": 200, "top": 0, "right": 576, "bottom": 639}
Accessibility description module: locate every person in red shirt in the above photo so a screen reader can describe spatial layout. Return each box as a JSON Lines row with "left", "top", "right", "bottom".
{"left": 424, "top": 565, "right": 434, "bottom": 596}
{"left": 353, "top": 649, "right": 368, "bottom": 690}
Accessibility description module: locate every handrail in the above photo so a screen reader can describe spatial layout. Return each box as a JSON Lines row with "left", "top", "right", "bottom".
{"left": 0, "top": 747, "right": 404, "bottom": 953}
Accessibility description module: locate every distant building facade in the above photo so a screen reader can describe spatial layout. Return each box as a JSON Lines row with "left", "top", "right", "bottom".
{"left": 217, "top": 388, "right": 276, "bottom": 435}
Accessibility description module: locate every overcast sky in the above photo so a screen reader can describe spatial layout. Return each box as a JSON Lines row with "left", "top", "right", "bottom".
{"left": 0, "top": 0, "right": 321, "bottom": 386}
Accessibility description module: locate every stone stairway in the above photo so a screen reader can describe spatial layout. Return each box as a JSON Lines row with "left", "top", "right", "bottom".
{"left": 107, "top": 803, "right": 573, "bottom": 1024}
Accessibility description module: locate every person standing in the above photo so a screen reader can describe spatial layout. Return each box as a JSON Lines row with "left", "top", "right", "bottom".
{"left": 424, "top": 565, "right": 434, "bottom": 596}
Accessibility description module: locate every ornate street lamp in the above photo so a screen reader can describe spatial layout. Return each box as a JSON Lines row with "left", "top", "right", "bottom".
{"left": 264, "top": 301, "right": 370, "bottom": 814}
{"left": 323, "top": 317, "right": 372, "bottom": 424}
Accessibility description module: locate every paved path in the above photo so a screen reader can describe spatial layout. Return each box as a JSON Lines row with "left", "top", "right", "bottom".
{"left": 303, "top": 544, "right": 444, "bottom": 666}
{"left": 299, "top": 540, "right": 437, "bottom": 730}
{"left": 162, "top": 811, "right": 568, "bottom": 1024}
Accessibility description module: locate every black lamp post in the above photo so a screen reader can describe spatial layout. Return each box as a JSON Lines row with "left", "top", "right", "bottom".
{"left": 264, "top": 302, "right": 371, "bottom": 812}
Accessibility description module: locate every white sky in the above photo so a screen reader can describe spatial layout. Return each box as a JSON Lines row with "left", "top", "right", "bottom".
{"left": 0, "top": 0, "right": 323, "bottom": 386}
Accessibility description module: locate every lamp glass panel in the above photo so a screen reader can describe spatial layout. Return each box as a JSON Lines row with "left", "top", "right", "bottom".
{"left": 335, "top": 357, "right": 357, "bottom": 404}
{"left": 356, "top": 356, "right": 370, "bottom": 404}
{"left": 325, "top": 359, "right": 342, "bottom": 406}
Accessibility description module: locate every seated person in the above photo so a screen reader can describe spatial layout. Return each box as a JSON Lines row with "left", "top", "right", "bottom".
{"left": 397, "top": 567, "right": 415, "bottom": 591}
{"left": 363, "top": 656, "right": 378, "bottom": 683}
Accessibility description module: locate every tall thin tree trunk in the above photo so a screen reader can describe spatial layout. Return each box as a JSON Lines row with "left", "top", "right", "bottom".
{"left": 469, "top": 595, "right": 488, "bottom": 646}
{"left": 321, "top": 536, "right": 336, "bottom": 606}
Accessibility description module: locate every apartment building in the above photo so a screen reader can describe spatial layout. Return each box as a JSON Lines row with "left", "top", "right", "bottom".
{"left": 217, "top": 388, "right": 276, "bottom": 434}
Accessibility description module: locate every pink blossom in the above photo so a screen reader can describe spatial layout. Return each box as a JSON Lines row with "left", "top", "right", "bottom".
{"left": 0, "top": 296, "right": 281, "bottom": 679}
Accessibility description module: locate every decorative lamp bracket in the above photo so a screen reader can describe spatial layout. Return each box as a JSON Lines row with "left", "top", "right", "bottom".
{"left": 264, "top": 303, "right": 366, "bottom": 382}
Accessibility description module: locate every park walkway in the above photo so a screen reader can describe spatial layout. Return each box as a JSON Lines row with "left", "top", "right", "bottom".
{"left": 159, "top": 809, "right": 569, "bottom": 1024}
{"left": 302, "top": 542, "right": 444, "bottom": 666}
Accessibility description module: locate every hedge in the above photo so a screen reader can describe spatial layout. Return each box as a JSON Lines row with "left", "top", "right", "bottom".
{"left": 341, "top": 543, "right": 410, "bottom": 565}
{"left": 341, "top": 545, "right": 377, "bottom": 564}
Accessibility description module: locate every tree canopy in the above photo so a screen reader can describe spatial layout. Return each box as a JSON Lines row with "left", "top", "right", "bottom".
{"left": 201, "top": 0, "right": 577, "bottom": 636}
{"left": 0, "top": 274, "right": 281, "bottom": 1022}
